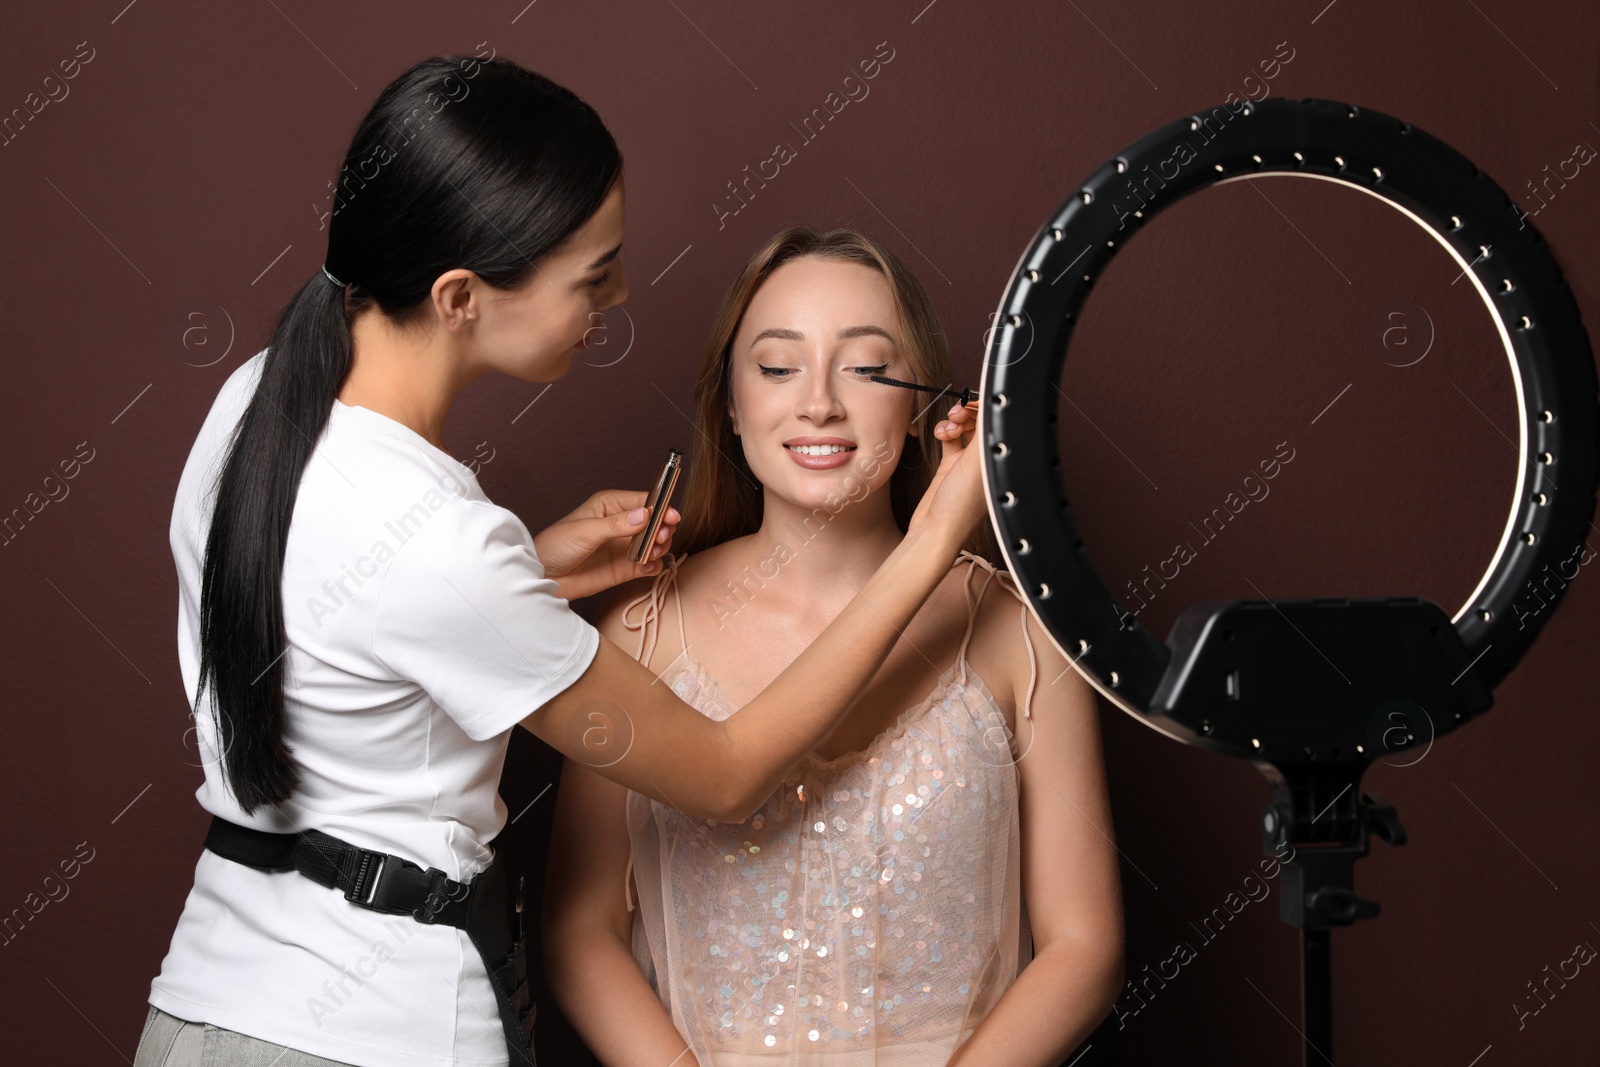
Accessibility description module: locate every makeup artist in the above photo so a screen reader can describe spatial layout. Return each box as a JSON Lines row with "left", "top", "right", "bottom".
{"left": 135, "top": 53, "right": 985, "bottom": 1067}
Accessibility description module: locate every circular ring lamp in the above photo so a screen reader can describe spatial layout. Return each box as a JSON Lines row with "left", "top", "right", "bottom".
{"left": 979, "top": 97, "right": 1598, "bottom": 1063}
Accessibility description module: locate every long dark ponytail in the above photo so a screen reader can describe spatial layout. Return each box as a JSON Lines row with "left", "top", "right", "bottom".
{"left": 197, "top": 53, "right": 623, "bottom": 814}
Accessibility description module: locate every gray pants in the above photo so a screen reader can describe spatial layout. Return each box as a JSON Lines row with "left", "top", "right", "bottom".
{"left": 133, "top": 1005, "right": 356, "bottom": 1067}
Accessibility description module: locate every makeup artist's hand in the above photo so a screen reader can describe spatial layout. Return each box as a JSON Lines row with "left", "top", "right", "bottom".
{"left": 906, "top": 403, "right": 985, "bottom": 552}
{"left": 533, "top": 489, "right": 681, "bottom": 601}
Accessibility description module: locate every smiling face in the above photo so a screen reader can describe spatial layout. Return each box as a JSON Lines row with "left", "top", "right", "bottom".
{"left": 727, "top": 255, "right": 921, "bottom": 515}
{"left": 468, "top": 175, "right": 629, "bottom": 382}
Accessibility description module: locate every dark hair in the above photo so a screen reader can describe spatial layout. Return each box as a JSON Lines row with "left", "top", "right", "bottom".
{"left": 196, "top": 54, "right": 623, "bottom": 814}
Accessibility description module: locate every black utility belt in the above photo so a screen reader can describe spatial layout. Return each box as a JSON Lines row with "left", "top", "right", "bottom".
{"left": 202, "top": 814, "right": 535, "bottom": 1066}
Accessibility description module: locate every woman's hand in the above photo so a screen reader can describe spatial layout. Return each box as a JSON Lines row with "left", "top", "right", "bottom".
{"left": 905, "top": 402, "right": 986, "bottom": 554}
{"left": 532, "top": 489, "right": 680, "bottom": 601}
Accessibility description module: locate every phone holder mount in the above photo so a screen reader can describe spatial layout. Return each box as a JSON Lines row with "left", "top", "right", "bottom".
{"left": 978, "top": 97, "right": 1598, "bottom": 1064}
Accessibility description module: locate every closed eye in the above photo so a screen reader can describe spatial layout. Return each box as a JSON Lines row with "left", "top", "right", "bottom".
{"left": 588, "top": 269, "right": 612, "bottom": 288}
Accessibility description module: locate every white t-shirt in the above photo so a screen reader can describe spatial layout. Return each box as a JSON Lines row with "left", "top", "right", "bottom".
{"left": 149, "top": 349, "right": 600, "bottom": 1066}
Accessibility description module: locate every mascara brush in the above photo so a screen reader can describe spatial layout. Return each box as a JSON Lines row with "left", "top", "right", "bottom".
{"left": 869, "top": 374, "right": 981, "bottom": 410}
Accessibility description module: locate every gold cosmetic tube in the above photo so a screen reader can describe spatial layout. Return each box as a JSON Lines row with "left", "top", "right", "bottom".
{"left": 628, "top": 448, "right": 683, "bottom": 564}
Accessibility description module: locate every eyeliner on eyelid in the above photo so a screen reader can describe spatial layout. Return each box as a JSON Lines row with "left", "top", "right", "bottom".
{"left": 755, "top": 364, "right": 887, "bottom": 374}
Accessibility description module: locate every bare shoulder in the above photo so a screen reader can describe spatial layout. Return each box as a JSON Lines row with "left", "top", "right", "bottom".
{"left": 958, "top": 558, "right": 1095, "bottom": 715}
{"left": 910, "top": 555, "right": 1013, "bottom": 639}
{"left": 666, "top": 538, "right": 742, "bottom": 596}
{"left": 595, "top": 562, "right": 701, "bottom": 683}
{"left": 592, "top": 544, "right": 741, "bottom": 672}
{"left": 656, "top": 536, "right": 760, "bottom": 625}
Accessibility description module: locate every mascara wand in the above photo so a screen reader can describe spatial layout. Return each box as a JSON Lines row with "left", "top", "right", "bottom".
{"left": 868, "top": 375, "right": 981, "bottom": 410}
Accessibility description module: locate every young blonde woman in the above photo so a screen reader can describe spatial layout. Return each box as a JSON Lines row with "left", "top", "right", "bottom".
{"left": 545, "top": 228, "right": 1124, "bottom": 1066}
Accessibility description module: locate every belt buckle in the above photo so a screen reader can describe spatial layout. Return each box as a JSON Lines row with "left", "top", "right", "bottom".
{"left": 411, "top": 864, "right": 470, "bottom": 923}
{"left": 359, "top": 854, "right": 463, "bottom": 922}
{"left": 339, "top": 851, "right": 387, "bottom": 906}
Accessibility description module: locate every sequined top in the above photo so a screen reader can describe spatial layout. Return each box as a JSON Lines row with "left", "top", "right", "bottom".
{"left": 619, "top": 551, "right": 1039, "bottom": 1066}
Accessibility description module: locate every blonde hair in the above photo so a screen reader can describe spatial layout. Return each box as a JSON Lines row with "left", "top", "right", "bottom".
{"left": 673, "top": 225, "right": 996, "bottom": 562}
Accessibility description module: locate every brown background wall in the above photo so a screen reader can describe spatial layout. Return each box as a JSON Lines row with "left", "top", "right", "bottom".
{"left": 2, "top": 1, "right": 1597, "bottom": 1064}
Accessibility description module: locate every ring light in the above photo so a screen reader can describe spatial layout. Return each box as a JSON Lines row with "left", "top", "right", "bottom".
{"left": 977, "top": 96, "right": 1598, "bottom": 1063}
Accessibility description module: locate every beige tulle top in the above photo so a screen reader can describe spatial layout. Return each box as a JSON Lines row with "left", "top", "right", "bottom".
{"left": 618, "top": 550, "right": 1038, "bottom": 1066}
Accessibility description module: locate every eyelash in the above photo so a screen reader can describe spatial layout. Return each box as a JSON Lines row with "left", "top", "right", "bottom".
{"left": 588, "top": 269, "right": 612, "bottom": 288}
{"left": 757, "top": 363, "right": 888, "bottom": 380}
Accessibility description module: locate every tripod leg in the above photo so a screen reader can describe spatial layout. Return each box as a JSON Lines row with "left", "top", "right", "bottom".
{"left": 1302, "top": 927, "right": 1334, "bottom": 1066}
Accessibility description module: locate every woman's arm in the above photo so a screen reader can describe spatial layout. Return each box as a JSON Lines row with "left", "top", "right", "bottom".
{"left": 948, "top": 609, "right": 1125, "bottom": 1067}
{"left": 531, "top": 489, "right": 681, "bottom": 601}
{"left": 543, "top": 755, "right": 691, "bottom": 1067}
{"left": 521, "top": 405, "right": 983, "bottom": 822}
